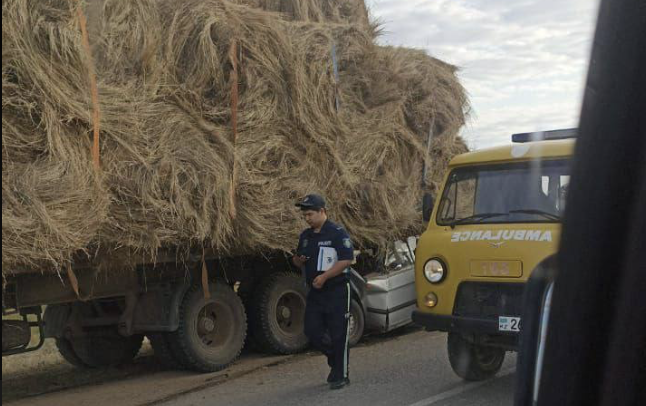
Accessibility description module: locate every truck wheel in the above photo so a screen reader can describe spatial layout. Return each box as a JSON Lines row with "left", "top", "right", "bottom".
{"left": 55, "top": 337, "right": 87, "bottom": 367}
{"left": 348, "top": 297, "right": 365, "bottom": 347}
{"left": 148, "top": 333, "right": 185, "bottom": 369}
{"left": 447, "top": 333, "right": 505, "bottom": 381}
{"left": 167, "top": 283, "right": 246, "bottom": 373}
{"left": 71, "top": 329, "right": 144, "bottom": 368}
{"left": 44, "top": 305, "right": 87, "bottom": 366}
{"left": 248, "top": 272, "right": 308, "bottom": 354}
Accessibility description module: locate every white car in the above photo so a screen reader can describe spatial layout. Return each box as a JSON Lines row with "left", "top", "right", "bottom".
{"left": 347, "top": 238, "right": 418, "bottom": 345}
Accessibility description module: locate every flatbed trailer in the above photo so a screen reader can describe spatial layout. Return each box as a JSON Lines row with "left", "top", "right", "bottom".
{"left": 2, "top": 239, "right": 417, "bottom": 372}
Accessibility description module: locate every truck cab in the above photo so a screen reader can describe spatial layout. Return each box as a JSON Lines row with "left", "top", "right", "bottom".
{"left": 412, "top": 130, "right": 575, "bottom": 381}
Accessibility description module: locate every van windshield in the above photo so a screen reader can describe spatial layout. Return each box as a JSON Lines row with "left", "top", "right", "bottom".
{"left": 436, "top": 159, "right": 570, "bottom": 226}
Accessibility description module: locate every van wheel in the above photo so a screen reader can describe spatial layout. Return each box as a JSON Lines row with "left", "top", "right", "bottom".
{"left": 348, "top": 297, "right": 365, "bottom": 347}
{"left": 248, "top": 272, "right": 309, "bottom": 354}
{"left": 447, "top": 333, "right": 505, "bottom": 381}
{"left": 71, "top": 329, "right": 144, "bottom": 368}
{"left": 167, "top": 283, "right": 246, "bottom": 373}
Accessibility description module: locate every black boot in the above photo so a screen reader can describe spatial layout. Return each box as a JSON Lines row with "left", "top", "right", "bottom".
{"left": 329, "top": 377, "right": 350, "bottom": 390}
{"left": 326, "top": 351, "right": 336, "bottom": 383}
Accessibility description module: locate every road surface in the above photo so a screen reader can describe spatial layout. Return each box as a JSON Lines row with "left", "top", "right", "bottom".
{"left": 163, "top": 329, "right": 516, "bottom": 406}
{"left": 3, "top": 327, "right": 517, "bottom": 406}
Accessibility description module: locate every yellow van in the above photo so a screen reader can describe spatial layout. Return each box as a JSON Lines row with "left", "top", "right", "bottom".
{"left": 412, "top": 129, "right": 575, "bottom": 381}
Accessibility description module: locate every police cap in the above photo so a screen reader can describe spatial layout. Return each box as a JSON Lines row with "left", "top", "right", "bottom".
{"left": 295, "top": 194, "right": 326, "bottom": 210}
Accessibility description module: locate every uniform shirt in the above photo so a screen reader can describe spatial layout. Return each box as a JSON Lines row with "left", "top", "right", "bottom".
{"left": 296, "top": 220, "right": 354, "bottom": 290}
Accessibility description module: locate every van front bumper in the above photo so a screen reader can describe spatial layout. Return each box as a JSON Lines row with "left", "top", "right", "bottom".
{"left": 412, "top": 310, "right": 509, "bottom": 335}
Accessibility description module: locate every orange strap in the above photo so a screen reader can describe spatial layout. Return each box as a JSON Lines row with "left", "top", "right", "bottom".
{"left": 228, "top": 40, "right": 239, "bottom": 219}
{"left": 66, "top": 263, "right": 82, "bottom": 299}
{"left": 75, "top": 1, "right": 101, "bottom": 170}
{"left": 201, "top": 250, "right": 211, "bottom": 300}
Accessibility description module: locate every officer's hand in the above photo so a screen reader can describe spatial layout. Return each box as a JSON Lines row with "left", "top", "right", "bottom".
{"left": 293, "top": 255, "right": 308, "bottom": 268}
{"left": 312, "top": 274, "right": 327, "bottom": 289}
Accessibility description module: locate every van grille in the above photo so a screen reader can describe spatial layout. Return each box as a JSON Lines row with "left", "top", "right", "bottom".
{"left": 453, "top": 282, "right": 525, "bottom": 319}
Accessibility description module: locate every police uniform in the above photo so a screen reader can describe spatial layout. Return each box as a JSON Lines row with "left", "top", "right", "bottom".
{"left": 296, "top": 216, "right": 354, "bottom": 385}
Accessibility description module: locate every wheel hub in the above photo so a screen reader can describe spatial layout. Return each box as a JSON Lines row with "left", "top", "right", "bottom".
{"left": 476, "top": 347, "right": 499, "bottom": 367}
{"left": 195, "top": 301, "right": 236, "bottom": 349}
{"left": 199, "top": 316, "right": 216, "bottom": 334}
{"left": 275, "top": 291, "right": 306, "bottom": 335}
{"left": 279, "top": 306, "right": 292, "bottom": 320}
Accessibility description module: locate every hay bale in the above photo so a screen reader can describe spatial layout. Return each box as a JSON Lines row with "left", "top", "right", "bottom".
{"left": 2, "top": 0, "right": 468, "bottom": 276}
{"left": 236, "top": 0, "right": 371, "bottom": 27}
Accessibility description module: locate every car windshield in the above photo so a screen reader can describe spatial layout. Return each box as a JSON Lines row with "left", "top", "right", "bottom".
{"left": 437, "top": 159, "right": 570, "bottom": 226}
{"left": 384, "top": 239, "right": 416, "bottom": 270}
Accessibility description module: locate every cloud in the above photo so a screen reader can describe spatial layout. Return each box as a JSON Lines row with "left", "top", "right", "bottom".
{"left": 367, "top": 0, "right": 599, "bottom": 149}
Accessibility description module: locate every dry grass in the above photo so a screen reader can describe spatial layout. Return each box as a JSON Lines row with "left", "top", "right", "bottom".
{"left": 237, "top": 0, "right": 372, "bottom": 28}
{"left": 2, "top": 0, "right": 469, "bottom": 277}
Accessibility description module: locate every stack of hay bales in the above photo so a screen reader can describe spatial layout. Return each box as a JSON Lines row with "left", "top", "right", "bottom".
{"left": 1, "top": 0, "right": 469, "bottom": 276}
{"left": 238, "top": 0, "right": 372, "bottom": 27}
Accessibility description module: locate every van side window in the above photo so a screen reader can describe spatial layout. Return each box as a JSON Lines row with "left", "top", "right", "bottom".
{"left": 541, "top": 174, "right": 571, "bottom": 213}
{"left": 438, "top": 175, "right": 476, "bottom": 222}
{"left": 558, "top": 175, "right": 570, "bottom": 212}
{"left": 457, "top": 178, "right": 476, "bottom": 218}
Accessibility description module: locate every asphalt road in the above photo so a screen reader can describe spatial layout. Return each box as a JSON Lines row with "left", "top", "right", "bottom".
{"left": 163, "top": 329, "right": 517, "bottom": 406}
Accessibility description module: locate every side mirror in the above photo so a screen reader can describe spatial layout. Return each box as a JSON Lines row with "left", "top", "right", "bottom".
{"left": 406, "top": 236, "right": 418, "bottom": 258}
{"left": 422, "top": 193, "right": 434, "bottom": 222}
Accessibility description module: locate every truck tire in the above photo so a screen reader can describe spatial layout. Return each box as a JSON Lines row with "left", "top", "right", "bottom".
{"left": 248, "top": 272, "right": 309, "bottom": 354}
{"left": 44, "top": 304, "right": 88, "bottom": 368}
{"left": 71, "top": 329, "right": 144, "bottom": 368}
{"left": 167, "top": 283, "right": 246, "bottom": 373}
{"left": 55, "top": 337, "right": 87, "bottom": 367}
{"left": 148, "top": 333, "right": 185, "bottom": 369}
{"left": 447, "top": 333, "right": 505, "bottom": 381}
{"left": 348, "top": 297, "right": 365, "bottom": 347}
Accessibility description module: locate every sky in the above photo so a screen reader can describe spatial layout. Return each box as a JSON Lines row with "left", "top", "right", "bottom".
{"left": 366, "top": 0, "right": 600, "bottom": 149}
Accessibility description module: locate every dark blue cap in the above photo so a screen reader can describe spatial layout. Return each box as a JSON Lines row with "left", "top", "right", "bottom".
{"left": 295, "top": 194, "right": 326, "bottom": 210}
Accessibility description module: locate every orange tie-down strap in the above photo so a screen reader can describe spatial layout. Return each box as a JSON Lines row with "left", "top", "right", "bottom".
{"left": 66, "top": 263, "right": 81, "bottom": 298}
{"left": 228, "top": 39, "right": 239, "bottom": 220}
{"left": 74, "top": 1, "right": 101, "bottom": 170}
{"left": 202, "top": 251, "right": 211, "bottom": 300}
{"left": 66, "top": 264, "right": 96, "bottom": 301}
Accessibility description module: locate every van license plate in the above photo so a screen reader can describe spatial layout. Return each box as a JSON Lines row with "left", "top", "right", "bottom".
{"left": 499, "top": 316, "right": 521, "bottom": 332}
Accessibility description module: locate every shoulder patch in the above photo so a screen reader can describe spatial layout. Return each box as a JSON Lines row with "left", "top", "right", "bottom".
{"left": 342, "top": 238, "right": 352, "bottom": 249}
{"left": 302, "top": 239, "right": 308, "bottom": 248}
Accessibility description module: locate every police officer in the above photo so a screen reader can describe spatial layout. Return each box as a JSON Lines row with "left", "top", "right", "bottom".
{"left": 293, "top": 194, "right": 354, "bottom": 390}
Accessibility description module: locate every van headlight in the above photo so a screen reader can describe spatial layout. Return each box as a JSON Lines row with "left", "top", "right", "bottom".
{"left": 424, "top": 259, "right": 446, "bottom": 283}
